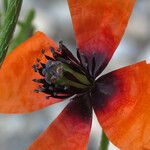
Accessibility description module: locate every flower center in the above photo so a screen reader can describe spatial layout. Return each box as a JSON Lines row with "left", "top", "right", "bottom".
{"left": 32, "top": 41, "right": 93, "bottom": 99}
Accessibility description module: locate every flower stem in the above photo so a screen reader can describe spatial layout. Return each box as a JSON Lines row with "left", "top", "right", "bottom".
{"left": 0, "top": 0, "right": 22, "bottom": 66}
{"left": 100, "top": 131, "right": 109, "bottom": 150}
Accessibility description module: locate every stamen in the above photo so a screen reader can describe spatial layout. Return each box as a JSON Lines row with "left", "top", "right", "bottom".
{"left": 36, "top": 58, "right": 41, "bottom": 62}
{"left": 32, "top": 64, "right": 38, "bottom": 72}
{"left": 59, "top": 41, "right": 79, "bottom": 65}
{"left": 32, "top": 79, "right": 45, "bottom": 83}
{"left": 42, "top": 68, "right": 46, "bottom": 76}
{"left": 41, "top": 49, "right": 45, "bottom": 54}
{"left": 40, "top": 62, "right": 45, "bottom": 68}
{"left": 32, "top": 43, "right": 92, "bottom": 99}
{"left": 34, "top": 89, "right": 39, "bottom": 93}
{"left": 44, "top": 55, "right": 54, "bottom": 61}
{"left": 50, "top": 47, "right": 55, "bottom": 54}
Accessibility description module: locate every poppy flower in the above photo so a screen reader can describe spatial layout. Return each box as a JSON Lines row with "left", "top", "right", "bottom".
{"left": 0, "top": 0, "right": 150, "bottom": 150}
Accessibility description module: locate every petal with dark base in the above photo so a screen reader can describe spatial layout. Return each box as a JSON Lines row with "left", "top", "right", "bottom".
{"left": 0, "top": 32, "right": 62, "bottom": 114}
{"left": 28, "top": 94, "right": 92, "bottom": 150}
{"left": 68, "top": 0, "right": 136, "bottom": 77}
{"left": 93, "top": 61, "right": 150, "bottom": 150}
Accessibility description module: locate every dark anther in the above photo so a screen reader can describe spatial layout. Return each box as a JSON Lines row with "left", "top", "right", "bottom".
{"left": 32, "top": 79, "right": 38, "bottom": 82}
{"left": 35, "top": 64, "right": 39, "bottom": 67}
{"left": 32, "top": 65, "right": 38, "bottom": 72}
{"left": 34, "top": 67, "right": 44, "bottom": 76}
{"left": 41, "top": 49, "right": 45, "bottom": 54}
{"left": 32, "top": 79, "right": 45, "bottom": 83}
{"left": 36, "top": 58, "right": 41, "bottom": 62}
{"left": 40, "top": 62, "right": 46, "bottom": 68}
{"left": 37, "top": 85, "right": 45, "bottom": 92}
{"left": 34, "top": 89, "right": 39, "bottom": 93}
{"left": 44, "top": 55, "right": 54, "bottom": 61}
{"left": 50, "top": 47, "right": 55, "bottom": 53}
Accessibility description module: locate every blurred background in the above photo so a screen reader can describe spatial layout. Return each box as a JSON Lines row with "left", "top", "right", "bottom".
{"left": 0, "top": 0, "right": 150, "bottom": 149}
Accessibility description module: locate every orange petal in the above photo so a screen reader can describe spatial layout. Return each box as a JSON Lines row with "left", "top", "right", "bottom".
{"left": 68, "top": 0, "right": 136, "bottom": 75}
{"left": 28, "top": 95, "right": 92, "bottom": 150}
{"left": 0, "top": 32, "right": 62, "bottom": 114}
{"left": 93, "top": 61, "right": 150, "bottom": 150}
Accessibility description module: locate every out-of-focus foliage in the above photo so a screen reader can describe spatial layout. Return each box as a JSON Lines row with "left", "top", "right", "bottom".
{"left": 8, "top": 9, "right": 35, "bottom": 53}
{"left": 0, "top": 0, "right": 35, "bottom": 62}
{"left": 0, "top": 0, "right": 22, "bottom": 66}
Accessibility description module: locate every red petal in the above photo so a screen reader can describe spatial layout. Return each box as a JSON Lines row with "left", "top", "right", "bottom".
{"left": 93, "top": 61, "right": 150, "bottom": 150}
{"left": 0, "top": 32, "right": 62, "bottom": 114}
{"left": 28, "top": 95, "right": 92, "bottom": 150}
{"left": 68, "top": 0, "right": 136, "bottom": 75}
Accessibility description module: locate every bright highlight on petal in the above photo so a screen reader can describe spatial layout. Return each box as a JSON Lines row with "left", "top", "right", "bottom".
{"left": 0, "top": 32, "right": 62, "bottom": 114}
{"left": 68, "top": 0, "right": 136, "bottom": 75}
{"left": 94, "top": 61, "right": 150, "bottom": 150}
{"left": 28, "top": 95, "right": 92, "bottom": 150}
